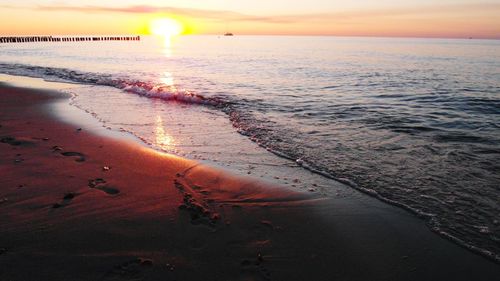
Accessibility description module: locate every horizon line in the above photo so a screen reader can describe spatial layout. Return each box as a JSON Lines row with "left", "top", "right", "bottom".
{"left": 0, "top": 34, "right": 498, "bottom": 41}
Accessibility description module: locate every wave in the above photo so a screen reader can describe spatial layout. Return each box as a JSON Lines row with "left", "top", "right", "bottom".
{"left": 0, "top": 63, "right": 223, "bottom": 106}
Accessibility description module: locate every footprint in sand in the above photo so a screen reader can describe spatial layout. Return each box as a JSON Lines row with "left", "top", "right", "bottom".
{"left": 0, "top": 136, "right": 34, "bottom": 146}
{"left": 88, "top": 178, "right": 120, "bottom": 195}
{"left": 61, "top": 151, "right": 86, "bottom": 162}
{"left": 102, "top": 258, "right": 153, "bottom": 280}
{"left": 174, "top": 179, "right": 219, "bottom": 227}
{"left": 52, "top": 192, "right": 79, "bottom": 209}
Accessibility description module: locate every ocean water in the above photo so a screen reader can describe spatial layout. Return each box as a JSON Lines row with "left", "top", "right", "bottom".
{"left": 0, "top": 36, "right": 499, "bottom": 261}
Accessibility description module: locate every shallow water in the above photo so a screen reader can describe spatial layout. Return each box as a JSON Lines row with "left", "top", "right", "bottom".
{"left": 0, "top": 35, "right": 499, "bottom": 260}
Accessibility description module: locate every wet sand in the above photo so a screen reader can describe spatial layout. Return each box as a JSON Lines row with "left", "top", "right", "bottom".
{"left": 0, "top": 82, "right": 498, "bottom": 280}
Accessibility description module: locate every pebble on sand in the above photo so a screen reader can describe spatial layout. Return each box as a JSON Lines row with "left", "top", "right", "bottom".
{"left": 257, "top": 252, "right": 264, "bottom": 263}
{"left": 166, "top": 263, "right": 175, "bottom": 271}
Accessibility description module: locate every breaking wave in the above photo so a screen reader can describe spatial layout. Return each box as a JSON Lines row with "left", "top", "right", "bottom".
{"left": 0, "top": 63, "right": 222, "bottom": 106}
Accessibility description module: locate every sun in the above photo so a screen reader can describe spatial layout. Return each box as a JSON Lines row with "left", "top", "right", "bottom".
{"left": 150, "top": 18, "right": 183, "bottom": 38}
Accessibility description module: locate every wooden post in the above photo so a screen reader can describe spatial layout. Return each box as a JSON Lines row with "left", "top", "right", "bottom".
{"left": 0, "top": 35, "right": 142, "bottom": 43}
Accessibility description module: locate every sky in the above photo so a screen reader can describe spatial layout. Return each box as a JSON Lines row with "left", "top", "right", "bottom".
{"left": 1, "top": 0, "right": 499, "bottom": 39}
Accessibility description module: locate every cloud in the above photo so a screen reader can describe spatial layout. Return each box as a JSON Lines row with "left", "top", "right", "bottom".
{"left": 34, "top": 5, "right": 294, "bottom": 23}
{"left": 29, "top": 3, "right": 500, "bottom": 24}
{"left": 1, "top": 3, "right": 498, "bottom": 25}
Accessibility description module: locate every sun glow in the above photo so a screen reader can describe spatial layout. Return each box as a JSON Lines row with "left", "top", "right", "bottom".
{"left": 150, "top": 18, "right": 183, "bottom": 38}
{"left": 150, "top": 18, "right": 184, "bottom": 48}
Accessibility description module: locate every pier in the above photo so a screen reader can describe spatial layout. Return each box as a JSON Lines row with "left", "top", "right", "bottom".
{"left": 0, "top": 36, "right": 140, "bottom": 43}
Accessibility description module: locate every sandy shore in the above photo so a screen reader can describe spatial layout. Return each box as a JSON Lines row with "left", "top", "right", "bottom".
{"left": 0, "top": 81, "right": 498, "bottom": 280}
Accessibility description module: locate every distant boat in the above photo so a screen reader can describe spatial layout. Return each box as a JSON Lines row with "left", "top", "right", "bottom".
{"left": 224, "top": 32, "right": 234, "bottom": 36}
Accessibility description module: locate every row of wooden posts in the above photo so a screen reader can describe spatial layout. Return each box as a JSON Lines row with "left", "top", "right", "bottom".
{"left": 0, "top": 36, "right": 141, "bottom": 43}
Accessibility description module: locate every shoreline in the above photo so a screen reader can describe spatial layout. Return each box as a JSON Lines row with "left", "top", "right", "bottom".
{"left": 2, "top": 73, "right": 499, "bottom": 265}
{"left": 0, "top": 81, "right": 498, "bottom": 280}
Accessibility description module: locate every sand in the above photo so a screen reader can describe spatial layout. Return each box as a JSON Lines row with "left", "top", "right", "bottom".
{"left": 0, "top": 81, "right": 498, "bottom": 280}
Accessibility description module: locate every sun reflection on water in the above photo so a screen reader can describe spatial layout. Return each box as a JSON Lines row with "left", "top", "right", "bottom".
{"left": 161, "top": 71, "right": 174, "bottom": 86}
{"left": 154, "top": 115, "right": 176, "bottom": 152}
{"left": 162, "top": 40, "right": 173, "bottom": 57}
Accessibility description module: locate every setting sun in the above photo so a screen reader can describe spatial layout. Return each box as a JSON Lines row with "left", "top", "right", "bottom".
{"left": 150, "top": 18, "right": 183, "bottom": 38}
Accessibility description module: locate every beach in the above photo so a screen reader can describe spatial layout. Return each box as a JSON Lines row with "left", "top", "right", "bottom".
{"left": 0, "top": 77, "right": 498, "bottom": 280}
{"left": 2, "top": 37, "right": 499, "bottom": 257}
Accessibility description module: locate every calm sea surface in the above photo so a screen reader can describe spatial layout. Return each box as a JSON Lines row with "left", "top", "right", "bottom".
{"left": 1, "top": 36, "right": 499, "bottom": 260}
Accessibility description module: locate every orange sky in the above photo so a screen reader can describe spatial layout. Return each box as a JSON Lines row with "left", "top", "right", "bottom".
{"left": 0, "top": 1, "right": 499, "bottom": 39}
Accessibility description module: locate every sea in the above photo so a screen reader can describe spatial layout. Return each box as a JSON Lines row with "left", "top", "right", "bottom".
{"left": 0, "top": 35, "right": 499, "bottom": 261}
